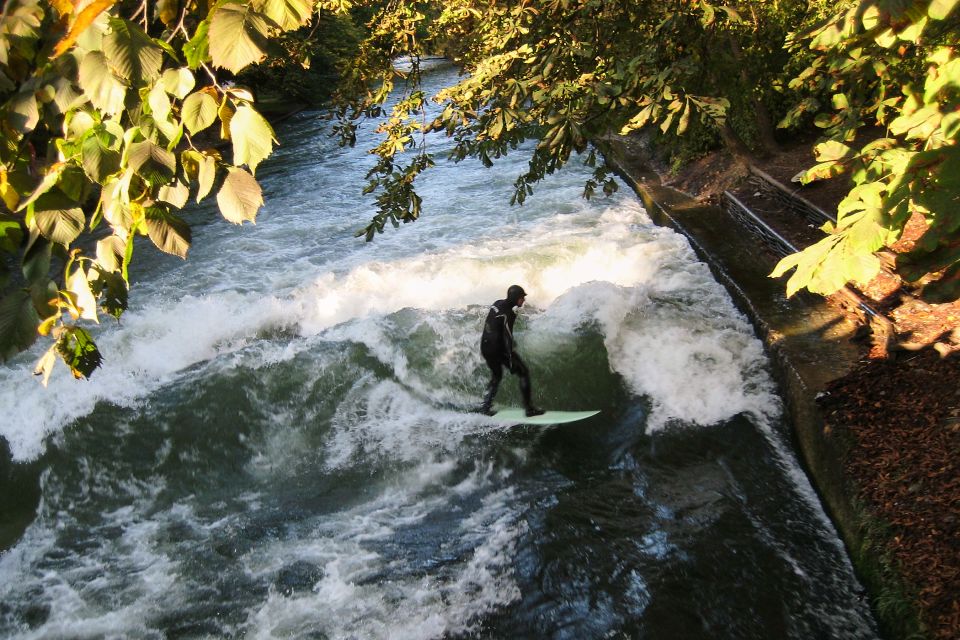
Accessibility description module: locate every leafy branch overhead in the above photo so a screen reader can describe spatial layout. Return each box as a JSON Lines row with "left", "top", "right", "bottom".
{"left": 337, "top": 0, "right": 959, "bottom": 307}
{"left": 0, "top": 0, "right": 327, "bottom": 382}
{"left": 2, "top": 0, "right": 959, "bottom": 384}
{"left": 772, "top": 0, "right": 960, "bottom": 303}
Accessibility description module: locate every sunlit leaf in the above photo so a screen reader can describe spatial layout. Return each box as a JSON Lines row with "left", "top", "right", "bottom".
{"left": 230, "top": 105, "right": 277, "bottom": 173}
{"left": 197, "top": 152, "right": 218, "bottom": 202}
{"left": 127, "top": 140, "right": 176, "bottom": 185}
{"left": 144, "top": 206, "right": 191, "bottom": 258}
{"left": 67, "top": 266, "right": 99, "bottom": 322}
{"left": 34, "top": 194, "right": 85, "bottom": 245}
{"left": 78, "top": 51, "right": 127, "bottom": 115}
{"left": 209, "top": 1, "right": 270, "bottom": 74}
{"left": 814, "top": 140, "right": 853, "bottom": 162}
{"left": 96, "top": 234, "right": 126, "bottom": 272}
{"left": 148, "top": 83, "right": 172, "bottom": 121}
{"left": 52, "top": 0, "right": 116, "bottom": 58}
{"left": 33, "top": 345, "right": 57, "bottom": 387}
{"left": 928, "top": 0, "right": 959, "bottom": 19}
{"left": 158, "top": 180, "right": 190, "bottom": 208}
{"left": 216, "top": 167, "right": 263, "bottom": 224}
{"left": 7, "top": 91, "right": 39, "bottom": 133}
{"left": 254, "top": 0, "right": 313, "bottom": 30}
{"left": 182, "top": 90, "right": 219, "bottom": 134}
{"left": 162, "top": 67, "right": 196, "bottom": 99}
{"left": 103, "top": 17, "right": 164, "bottom": 83}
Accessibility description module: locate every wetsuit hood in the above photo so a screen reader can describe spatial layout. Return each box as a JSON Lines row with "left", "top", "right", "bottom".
{"left": 506, "top": 285, "right": 526, "bottom": 306}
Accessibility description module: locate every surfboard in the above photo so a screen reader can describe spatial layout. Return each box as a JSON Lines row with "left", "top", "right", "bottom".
{"left": 489, "top": 408, "right": 600, "bottom": 425}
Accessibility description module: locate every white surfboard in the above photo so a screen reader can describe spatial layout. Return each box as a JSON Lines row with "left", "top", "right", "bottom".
{"left": 489, "top": 408, "right": 600, "bottom": 425}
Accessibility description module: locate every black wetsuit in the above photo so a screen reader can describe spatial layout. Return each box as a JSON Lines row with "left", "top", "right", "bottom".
{"left": 479, "top": 298, "right": 533, "bottom": 412}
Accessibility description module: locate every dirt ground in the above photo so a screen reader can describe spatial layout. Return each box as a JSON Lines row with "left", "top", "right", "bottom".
{"left": 664, "top": 142, "right": 960, "bottom": 640}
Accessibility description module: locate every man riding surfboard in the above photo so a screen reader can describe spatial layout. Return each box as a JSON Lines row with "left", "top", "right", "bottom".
{"left": 478, "top": 285, "right": 545, "bottom": 417}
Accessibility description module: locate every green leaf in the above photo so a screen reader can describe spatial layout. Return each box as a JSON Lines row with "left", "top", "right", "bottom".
{"left": 814, "top": 140, "right": 852, "bottom": 162}
{"left": 928, "top": 0, "right": 959, "bottom": 19}
{"left": 103, "top": 17, "right": 164, "bottom": 83}
{"left": 33, "top": 193, "right": 85, "bottom": 245}
{"left": 127, "top": 140, "right": 176, "bottom": 185}
{"left": 254, "top": 0, "right": 313, "bottom": 30}
{"left": 89, "top": 267, "right": 128, "bottom": 319}
{"left": 158, "top": 180, "right": 190, "bottom": 208}
{"left": 216, "top": 167, "right": 263, "bottom": 224}
{"left": 96, "top": 235, "right": 126, "bottom": 272}
{"left": 7, "top": 90, "right": 39, "bottom": 133}
{"left": 162, "top": 67, "right": 196, "bottom": 99}
{"left": 182, "top": 90, "right": 219, "bottom": 134}
{"left": 0, "top": 289, "right": 39, "bottom": 361}
{"left": 184, "top": 19, "right": 210, "bottom": 69}
{"left": 78, "top": 51, "right": 127, "bottom": 115}
{"left": 197, "top": 152, "right": 217, "bottom": 202}
{"left": 230, "top": 105, "right": 276, "bottom": 173}
{"left": 0, "top": 215, "right": 23, "bottom": 253}
{"left": 209, "top": 2, "right": 270, "bottom": 74}
{"left": 55, "top": 325, "right": 103, "bottom": 379}
{"left": 21, "top": 234, "right": 51, "bottom": 285}
{"left": 81, "top": 131, "right": 122, "bottom": 182}
{"left": 144, "top": 206, "right": 191, "bottom": 258}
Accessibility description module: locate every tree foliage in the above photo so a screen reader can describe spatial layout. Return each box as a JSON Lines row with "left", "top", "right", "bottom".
{"left": 771, "top": 0, "right": 960, "bottom": 301}
{"left": 0, "top": 0, "right": 352, "bottom": 381}
{"left": 335, "top": 0, "right": 959, "bottom": 307}
{"left": 2, "top": 0, "right": 959, "bottom": 381}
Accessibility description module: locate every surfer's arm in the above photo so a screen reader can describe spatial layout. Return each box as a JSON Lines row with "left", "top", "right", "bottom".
{"left": 501, "top": 316, "right": 516, "bottom": 369}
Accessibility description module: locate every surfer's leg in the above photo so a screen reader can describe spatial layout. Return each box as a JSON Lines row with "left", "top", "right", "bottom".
{"left": 511, "top": 355, "right": 544, "bottom": 417}
{"left": 479, "top": 355, "right": 502, "bottom": 415}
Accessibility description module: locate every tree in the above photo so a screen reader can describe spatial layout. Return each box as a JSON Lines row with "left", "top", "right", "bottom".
{"left": 4, "top": 0, "right": 958, "bottom": 381}
{"left": 772, "top": 0, "right": 960, "bottom": 303}
{"left": 337, "top": 0, "right": 823, "bottom": 235}
{"left": 339, "top": 0, "right": 959, "bottom": 315}
{"left": 0, "top": 0, "right": 352, "bottom": 382}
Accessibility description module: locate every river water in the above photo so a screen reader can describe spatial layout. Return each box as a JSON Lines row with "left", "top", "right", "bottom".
{"left": 0, "top": 63, "right": 878, "bottom": 638}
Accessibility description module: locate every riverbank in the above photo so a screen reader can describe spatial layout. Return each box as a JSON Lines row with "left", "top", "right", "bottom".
{"left": 604, "top": 136, "right": 959, "bottom": 640}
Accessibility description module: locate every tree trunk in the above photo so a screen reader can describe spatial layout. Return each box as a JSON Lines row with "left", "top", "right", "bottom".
{"left": 728, "top": 35, "right": 780, "bottom": 156}
{"left": 717, "top": 119, "right": 754, "bottom": 168}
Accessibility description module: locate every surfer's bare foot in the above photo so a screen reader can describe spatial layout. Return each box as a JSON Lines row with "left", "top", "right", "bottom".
{"left": 476, "top": 406, "right": 497, "bottom": 416}
{"left": 525, "top": 407, "right": 545, "bottom": 417}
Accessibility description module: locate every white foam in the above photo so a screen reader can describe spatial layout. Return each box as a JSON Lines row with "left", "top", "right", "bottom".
{"left": 238, "top": 463, "right": 523, "bottom": 640}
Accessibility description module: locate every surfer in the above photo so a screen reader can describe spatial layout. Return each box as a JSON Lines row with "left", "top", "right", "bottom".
{"left": 478, "top": 285, "right": 545, "bottom": 417}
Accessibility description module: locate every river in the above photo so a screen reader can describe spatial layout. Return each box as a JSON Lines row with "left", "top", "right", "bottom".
{"left": 0, "top": 62, "right": 878, "bottom": 639}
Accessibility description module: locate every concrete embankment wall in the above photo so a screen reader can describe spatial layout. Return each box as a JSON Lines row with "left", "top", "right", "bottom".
{"left": 603, "top": 139, "right": 903, "bottom": 634}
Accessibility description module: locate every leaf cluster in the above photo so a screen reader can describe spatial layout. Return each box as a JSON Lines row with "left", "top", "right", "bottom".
{"left": 772, "top": 0, "right": 960, "bottom": 301}
{"left": 336, "top": 0, "right": 816, "bottom": 234}
{"left": 0, "top": 0, "right": 336, "bottom": 381}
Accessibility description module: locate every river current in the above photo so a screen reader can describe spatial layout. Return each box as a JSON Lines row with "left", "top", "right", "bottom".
{"left": 0, "top": 63, "right": 878, "bottom": 638}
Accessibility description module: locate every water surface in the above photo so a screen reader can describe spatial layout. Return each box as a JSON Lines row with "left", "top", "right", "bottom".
{"left": 0, "top": 63, "right": 878, "bottom": 639}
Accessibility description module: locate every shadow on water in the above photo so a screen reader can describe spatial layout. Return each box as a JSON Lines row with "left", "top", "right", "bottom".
{"left": 0, "top": 437, "right": 42, "bottom": 552}
{"left": 462, "top": 408, "right": 876, "bottom": 640}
